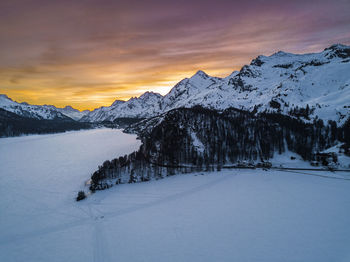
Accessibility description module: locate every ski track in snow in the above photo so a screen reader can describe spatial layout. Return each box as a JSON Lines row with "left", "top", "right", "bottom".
{"left": 277, "top": 169, "right": 350, "bottom": 181}
{"left": 84, "top": 174, "right": 233, "bottom": 262}
{"left": 0, "top": 171, "right": 233, "bottom": 249}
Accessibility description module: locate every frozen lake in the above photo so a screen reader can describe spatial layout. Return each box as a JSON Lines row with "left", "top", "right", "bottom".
{"left": 0, "top": 128, "right": 140, "bottom": 261}
{"left": 1, "top": 128, "right": 350, "bottom": 261}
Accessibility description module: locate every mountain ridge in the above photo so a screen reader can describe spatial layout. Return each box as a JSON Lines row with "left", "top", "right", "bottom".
{"left": 82, "top": 43, "right": 350, "bottom": 125}
{"left": 1, "top": 44, "right": 349, "bottom": 125}
{"left": 0, "top": 95, "right": 90, "bottom": 121}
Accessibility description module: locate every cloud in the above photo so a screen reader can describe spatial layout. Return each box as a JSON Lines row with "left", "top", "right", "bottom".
{"left": 0, "top": 0, "right": 349, "bottom": 110}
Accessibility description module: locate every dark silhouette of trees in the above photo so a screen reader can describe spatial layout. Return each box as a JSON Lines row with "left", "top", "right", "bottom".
{"left": 89, "top": 106, "right": 347, "bottom": 191}
{"left": 76, "top": 191, "right": 86, "bottom": 201}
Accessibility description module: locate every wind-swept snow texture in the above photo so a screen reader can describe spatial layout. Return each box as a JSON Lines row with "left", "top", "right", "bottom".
{"left": 1, "top": 129, "right": 350, "bottom": 262}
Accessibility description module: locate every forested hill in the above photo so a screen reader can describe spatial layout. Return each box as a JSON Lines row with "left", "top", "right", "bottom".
{"left": 0, "top": 108, "right": 91, "bottom": 137}
{"left": 89, "top": 107, "right": 349, "bottom": 191}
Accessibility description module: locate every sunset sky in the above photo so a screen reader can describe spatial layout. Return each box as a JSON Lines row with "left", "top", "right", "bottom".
{"left": 1, "top": 0, "right": 350, "bottom": 110}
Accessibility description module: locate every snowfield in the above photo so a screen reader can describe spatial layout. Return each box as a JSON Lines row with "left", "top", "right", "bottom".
{"left": 1, "top": 130, "right": 350, "bottom": 262}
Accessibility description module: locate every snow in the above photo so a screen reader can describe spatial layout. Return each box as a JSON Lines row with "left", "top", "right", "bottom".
{"left": 1, "top": 130, "right": 350, "bottom": 261}
{"left": 190, "top": 130, "right": 205, "bottom": 153}
{"left": 322, "top": 143, "right": 350, "bottom": 169}
{"left": 270, "top": 150, "right": 314, "bottom": 168}
{"left": 0, "top": 129, "right": 140, "bottom": 261}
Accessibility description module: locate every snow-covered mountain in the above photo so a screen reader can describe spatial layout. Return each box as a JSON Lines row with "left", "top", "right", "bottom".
{"left": 80, "top": 91, "right": 163, "bottom": 122}
{"left": 82, "top": 44, "right": 350, "bottom": 125}
{"left": 0, "top": 95, "right": 89, "bottom": 120}
{"left": 2, "top": 44, "right": 349, "bottom": 125}
{"left": 56, "top": 106, "right": 89, "bottom": 121}
{"left": 159, "top": 70, "right": 224, "bottom": 112}
{"left": 0, "top": 95, "right": 69, "bottom": 120}
{"left": 187, "top": 43, "right": 350, "bottom": 125}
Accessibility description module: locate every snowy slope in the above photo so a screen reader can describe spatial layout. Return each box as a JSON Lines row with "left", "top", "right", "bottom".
{"left": 1, "top": 131, "right": 350, "bottom": 261}
{"left": 82, "top": 44, "right": 350, "bottom": 125}
{"left": 160, "top": 70, "right": 224, "bottom": 111}
{"left": 0, "top": 94, "right": 89, "bottom": 120}
{"left": 322, "top": 143, "right": 350, "bottom": 169}
{"left": 56, "top": 106, "right": 89, "bottom": 121}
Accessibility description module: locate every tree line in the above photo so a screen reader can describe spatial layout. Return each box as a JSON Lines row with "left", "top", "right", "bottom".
{"left": 89, "top": 106, "right": 349, "bottom": 191}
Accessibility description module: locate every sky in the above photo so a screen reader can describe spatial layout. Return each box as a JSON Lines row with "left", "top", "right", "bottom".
{"left": 0, "top": 0, "right": 349, "bottom": 110}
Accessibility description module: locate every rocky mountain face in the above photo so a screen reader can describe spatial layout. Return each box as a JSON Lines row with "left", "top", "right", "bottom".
{"left": 82, "top": 44, "right": 350, "bottom": 125}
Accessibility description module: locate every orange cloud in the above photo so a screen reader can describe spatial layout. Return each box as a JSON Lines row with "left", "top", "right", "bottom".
{"left": 0, "top": 0, "right": 349, "bottom": 110}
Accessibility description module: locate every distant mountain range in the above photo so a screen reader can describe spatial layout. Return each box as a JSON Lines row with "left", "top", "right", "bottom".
{"left": 0, "top": 95, "right": 91, "bottom": 136}
{"left": 1, "top": 43, "right": 349, "bottom": 137}
{"left": 0, "top": 94, "right": 89, "bottom": 121}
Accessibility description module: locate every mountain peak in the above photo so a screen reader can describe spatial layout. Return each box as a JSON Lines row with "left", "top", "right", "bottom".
{"left": 250, "top": 55, "right": 266, "bottom": 66}
{"left": 139, "top": 91, "right": 162, "bottom": 100}
{"left": 192, "top": 70, "right": 210, "bottom": 79}
{"left": 324, "top": 43, "right": 350, "bottom": 59}
{"left": 0, "top": 94, "right": 12, "bottom": 101}
{"left": 111, "top": 99, "right": 125, "bottom": 107}
{"left": 61, "top": 105, "right": 84, "bottom": 113}
{"left": 270, "top": 50, "right": 292, "bottom": 57}
{"left": 324, "top": 43, "right": 349, "bottom": 51}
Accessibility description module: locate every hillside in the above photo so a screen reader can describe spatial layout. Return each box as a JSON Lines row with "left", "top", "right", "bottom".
{"left": 89, "top": 107, "right": 349, "bottom": 191}
{"left": 0, "top": 108, "right": 91, "bottom": 137}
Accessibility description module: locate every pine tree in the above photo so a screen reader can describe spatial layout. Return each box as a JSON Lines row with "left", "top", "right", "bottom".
{"left": 76, "top": 191, "right": 86, "bottom": 201}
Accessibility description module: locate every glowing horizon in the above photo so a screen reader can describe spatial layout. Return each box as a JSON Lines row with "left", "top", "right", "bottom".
{"left": 1, "top": 0, "right": 349, "bottom": 111}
